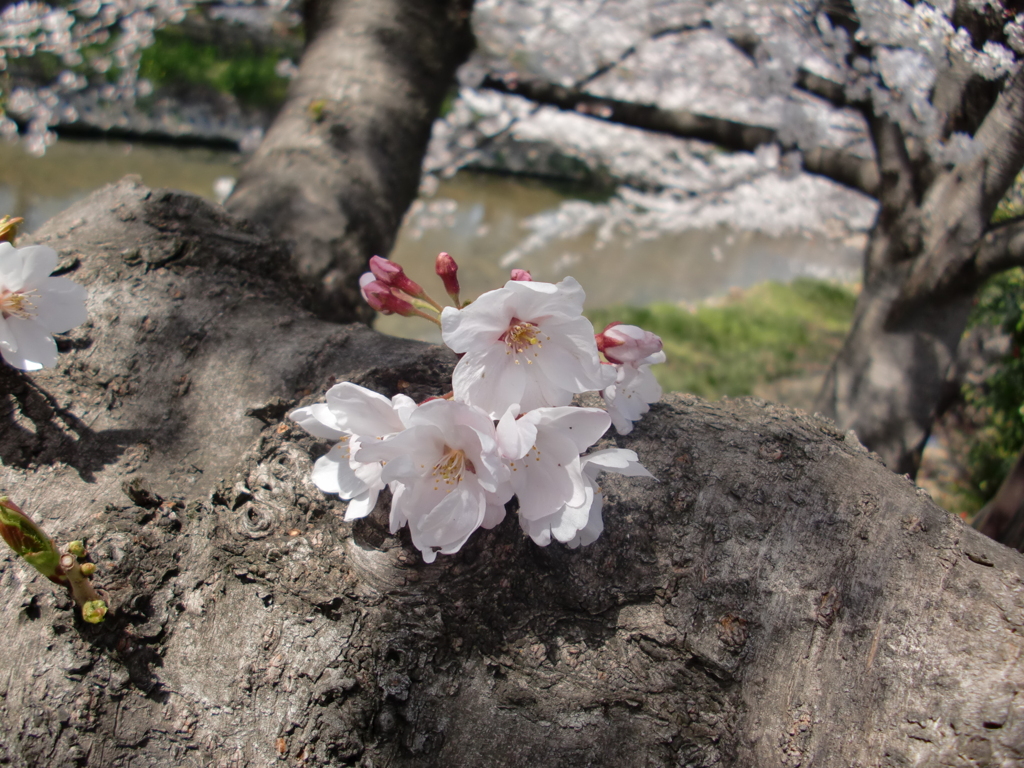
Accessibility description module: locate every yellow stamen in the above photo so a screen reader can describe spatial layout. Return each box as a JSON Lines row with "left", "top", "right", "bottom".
{"left": 502, "top": 318, "right": 543, "bottom": 359}
{"left": 0, "top": 289, "right": 37, "bottom": 320}
{"left": 431, "top": 447, "right": 475, "bottom": 491}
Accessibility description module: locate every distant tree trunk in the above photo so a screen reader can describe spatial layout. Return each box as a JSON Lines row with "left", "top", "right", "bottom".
{"left": 973, "top": 445, "right": 1024, "bottom": 550}
{"left": 814, "top": 63, "right": 1024, "bottom": 475}
{"left": 226, "top": 0, "right": 474, "bottom": 324}
{"left": 0, "top": 178, "right": 1022, "bottom": 768}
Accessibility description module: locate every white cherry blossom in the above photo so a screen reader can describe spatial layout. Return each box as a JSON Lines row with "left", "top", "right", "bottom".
{"left": 289, "top": 383, "right": 415, "bottom": 520}
{"left": 0, "top": 243, "right": 87, "bottom": 371}
{"left": 297, "top": 262, "right": 662, "bottom": 561}
{"left": 519, "top": 448, "right": 654, "bottom": 548}
{"left": 496, "top": 404, "right": 611, "bottom": 523}
{"left": 440, "top": 277, "right": 614, "bottom": 417}
{"left": 603, "top": 349, "right": 667, "bottom": 435}
{"left": 356, "top": 398, "right": 512, "bottom": 563}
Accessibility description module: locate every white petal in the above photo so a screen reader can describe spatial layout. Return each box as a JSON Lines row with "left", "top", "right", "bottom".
{"left": 607, "top": 405, "right": 635, "bottom": 435}
{"left": 289, "top": 404, "right": 345, "bottom": 440}
{"left": 513, "top": 453, "right": 583, "bottom": 521}
{"left": 391, "top": 393, "right": 419, "bottom": 425}
{"left": 344, "top": 489, "right": 379, "bottom": 521}
{"left": 533, "top": 316, "right": 612, "bottom": 392}
{"left": 326, "top": 382, "right": 405, "bottom": 436}
{"left": 582, "top": 448, "right": 655, "bottom": 478}
{"left": 519, "top": 513, "right": 553, "bottom": 547}
{"left": 0, "top": 316, "right": 17, "bottom": 353}
{"left": 549, "top": 497, "right": 592, "bottom": 543}
{"left": 516, "top": 359, "right": 574, "bottom": 412}
{"left": 32, "top": 277, "right": 87, "bottom": 332}
{"left": 440, "top": 292, "right": 514, "bottom": 352}
{"left": 452, "top": 343, "right": 526, "bottom": 417}
{"left": 566, "top": 486, "right": 604, "bottom": 548}
{"left": 504, "top": 276, "right": 586, "bottom": 318}
{"left": 389, "top": 482, "right": 410, "bottom": 534}
{"left": 481, "top": 501, "right": 507, "bottom": 529}
{"left": 529, "top": 406, "right": 611, "bottom": 454}
{"left": 1, "top": 317, "right": 57, "bottom": 370}
{"left": 496, "top": 404, "right": 534, "bottom": 460}
{"left": 410, "top": 483, "right": 486, "bottom": 558}
{"left": 351, "top": 450, "right": 385, "bottom": 488}
{"left": 634, "top": 365, "right": 663, "bottom": 403}
{"left": 0, "top": 244, "right": 57, "bottom": 292}
{"left": 360, "top": 425, "right": 442, "bottom": 482}
{"left": 310, "top": 443, "right": 371, "bottom": 498}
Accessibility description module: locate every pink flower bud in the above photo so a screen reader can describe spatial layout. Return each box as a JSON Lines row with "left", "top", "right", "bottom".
{"left": 435, "top": 252, "right": 460, "bottom": 299}
{"left": 596, "top": 323, "right": 663, "bottom": 364}
{"left": 368, "top": 255, "right": 426, "bottom": 299}
{"left": 510, "top": 269, "right": 532, "bottom": 282}
{"left": 360, "top": 274, "right": 416, "bottom": 316}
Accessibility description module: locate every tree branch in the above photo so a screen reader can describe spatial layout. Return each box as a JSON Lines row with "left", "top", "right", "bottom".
{"left": 899, "top": 64, "right": 1024, "bottom": 305}
{"left": 226, "top": 0, "right": 474, "bottom": 324}
{"left": 973, "top": 214, "right": 1024, "bottom": 277}
{"left": 574, "top": 21, "right": 711, "bottom": 90}
{"left": 802, "top": 145, "right": 879, "bottom": 197}
{"left": 480, "top": 74, "right": 881, "bottom": 197}
{"left": 795, "top": 67, "right": 851, "bottom": 109}
{"left": 481, "top": 74, "right": 775, "bottom": 151}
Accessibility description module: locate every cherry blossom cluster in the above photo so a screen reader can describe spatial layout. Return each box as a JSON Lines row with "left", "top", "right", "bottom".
{"left": 291, "top": 253, "right": 664, "bottom": 563}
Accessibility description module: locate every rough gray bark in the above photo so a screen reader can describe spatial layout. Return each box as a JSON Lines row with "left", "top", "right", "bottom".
{"left": 1, "top": 179, "right": 1023, "bottom": 768}
{"left": 225, "top": 0, "right": 474, "bottom": 324}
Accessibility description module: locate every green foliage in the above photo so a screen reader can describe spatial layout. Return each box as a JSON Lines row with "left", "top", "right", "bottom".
{"left": 138, "top": 27, "right": 290, "bottom": 109}
{"left": 587, "top": 278, "right": 856, "bottom": 400}
{"left": 992, "top": 169, "right": 1024, "bottom": 224}
{"left": 962, "top": 268, "right": 1024, "bottom": 500}
{"left": 438, "top": 86, "right": 458, "bottom": 118}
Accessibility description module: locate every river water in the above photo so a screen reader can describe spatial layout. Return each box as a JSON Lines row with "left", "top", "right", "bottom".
{"left": 0, "top": 138, "right": 864, "bottom": 341}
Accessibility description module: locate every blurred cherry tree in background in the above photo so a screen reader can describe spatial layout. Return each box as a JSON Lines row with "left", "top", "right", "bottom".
{"left": 0, "top": 0, "right": 299, "bottom": 154}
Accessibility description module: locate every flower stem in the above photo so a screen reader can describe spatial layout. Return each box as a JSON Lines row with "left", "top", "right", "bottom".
{"left": 60, "top": 553, "right": 107, "bottom": 623}
{"left": 412, "top": 307, "right": 443, "bottom": 326}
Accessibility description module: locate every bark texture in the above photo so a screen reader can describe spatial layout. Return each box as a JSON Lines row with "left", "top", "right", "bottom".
{"left": 225, "top": 0, "right": 474, "bottom": 324}
{"left": 1, "top": 180, "right": 1023, "bottom": 767}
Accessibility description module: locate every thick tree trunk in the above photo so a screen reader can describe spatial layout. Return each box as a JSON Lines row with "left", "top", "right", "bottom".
{"left": 816, "top": 62, "right": 1024, "bottom": 477}
{"left": 1, "top": 180, "right": 1022, "bottom": 767}
{"left": 225, "top": 0, "right": 474, "bottom": 324}
{"left": 973, "top": 445, "right": 1024, "bottom": 550}
{"left": 813, "top": 229, "right": 976, "bottom": 477}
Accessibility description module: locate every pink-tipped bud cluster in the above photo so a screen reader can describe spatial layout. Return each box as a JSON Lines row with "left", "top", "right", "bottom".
{"left": 369, "top": 255, "right": 427, "bottom": 299}
{"left": 359, "top": 274, "right": 418, "bottom": 316}
{"left": 435, "top": 252, "right": 460, "bottom": 299}
{"left": 510, "top": 269, "right": 532, "bottom": 282}
{"left": 596, "top": 322, "right": 663, "bottom": 364}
